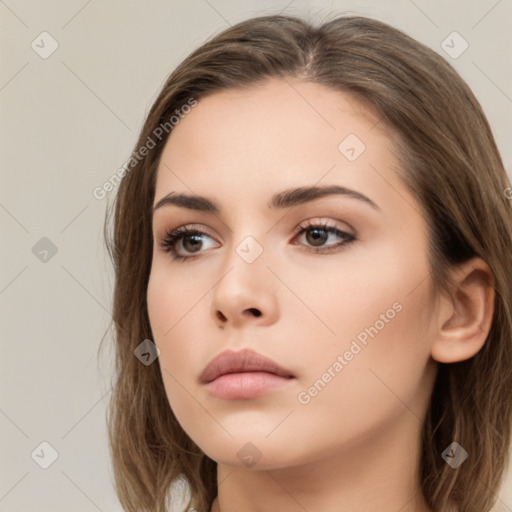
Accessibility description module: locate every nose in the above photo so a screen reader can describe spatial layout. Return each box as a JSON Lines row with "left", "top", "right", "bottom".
{"left": 210, "top": 248, "right": 279, "bottom": 329}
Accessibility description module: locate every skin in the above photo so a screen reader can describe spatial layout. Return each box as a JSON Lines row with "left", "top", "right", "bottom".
{"left": 147, "top": 77, "right": 495, "bottom": 512}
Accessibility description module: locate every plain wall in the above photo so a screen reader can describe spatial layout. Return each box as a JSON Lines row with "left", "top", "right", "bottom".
{"left": 1, "top": 0, "right": 511, "bottom": 510}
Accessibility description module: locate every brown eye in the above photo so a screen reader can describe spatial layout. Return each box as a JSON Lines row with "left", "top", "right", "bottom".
{"left": 305, "top": 227, "right": 329, "bottom": 247}
{"left": 160, "top": 227, "right": 219, "bottom": 261}
{"left": 293, "top": 222, "right": 355, "bottom": 252}
{"left": 181, "top": 233, "right": 204, "bottom": 253}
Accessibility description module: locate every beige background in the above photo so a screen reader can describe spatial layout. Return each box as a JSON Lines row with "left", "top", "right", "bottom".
{"left": 1, "top": 0, "right": 511, "bottom": 510}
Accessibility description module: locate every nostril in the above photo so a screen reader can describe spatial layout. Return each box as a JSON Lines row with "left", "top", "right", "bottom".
{"left": 216, "top": 311, "right": 227, "bottom": 321}
{"left": 247, "top": 308, "right": 262, "bottom": 317}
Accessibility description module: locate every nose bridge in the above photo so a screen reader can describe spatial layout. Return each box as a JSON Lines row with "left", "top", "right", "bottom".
{"left": 215, "top": 232, "right": 268, "bottom": 300}
{"left": 222, "top": 211, "right": 271, "bottom": 271}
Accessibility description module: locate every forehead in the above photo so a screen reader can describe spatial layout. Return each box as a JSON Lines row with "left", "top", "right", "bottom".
{"left": 154, "top": 78, "right": 411, "bottom": 216}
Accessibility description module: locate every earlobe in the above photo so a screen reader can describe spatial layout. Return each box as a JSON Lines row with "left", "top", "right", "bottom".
{"left": 430, "top": 258, "right": 495, "bottom": 364}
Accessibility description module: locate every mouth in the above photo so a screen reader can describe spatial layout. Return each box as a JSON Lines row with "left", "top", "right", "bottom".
{"left": 200, "top": 348, "right": 295, "bottom": 400}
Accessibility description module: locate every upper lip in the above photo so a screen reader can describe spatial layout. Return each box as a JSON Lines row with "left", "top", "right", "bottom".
{"left": 200, "top": 348, "right": 294, "bottom": 383}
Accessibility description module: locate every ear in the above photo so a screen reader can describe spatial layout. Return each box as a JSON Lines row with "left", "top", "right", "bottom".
{"left": 430, "top": 257, "right": 495, "bottom": 363}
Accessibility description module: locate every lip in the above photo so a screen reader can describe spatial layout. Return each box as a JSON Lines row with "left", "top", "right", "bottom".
{"left": 200, "top": 348, "right": 295, "bottom": 399}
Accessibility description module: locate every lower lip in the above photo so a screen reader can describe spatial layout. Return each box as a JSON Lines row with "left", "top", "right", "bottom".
{"left": 204, "top": 372, "right": 294, "bottom": 399}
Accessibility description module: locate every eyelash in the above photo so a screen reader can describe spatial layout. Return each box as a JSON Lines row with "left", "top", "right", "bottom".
{"left": 158, "top": 221, "right": 356, "bottom": 262}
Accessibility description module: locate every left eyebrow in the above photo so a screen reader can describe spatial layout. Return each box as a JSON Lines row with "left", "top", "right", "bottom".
{"left": 152, "top": 184, "right": 381, "bottom": 216}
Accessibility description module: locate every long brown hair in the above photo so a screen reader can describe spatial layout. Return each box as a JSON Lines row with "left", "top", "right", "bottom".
{"left": 101, "top": 13, "right": 512, "bottom": 512}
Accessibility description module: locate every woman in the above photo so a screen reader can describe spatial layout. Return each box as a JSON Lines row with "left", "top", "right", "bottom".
{"left": 103, "top": 13, "right": 512, "bottom": 512}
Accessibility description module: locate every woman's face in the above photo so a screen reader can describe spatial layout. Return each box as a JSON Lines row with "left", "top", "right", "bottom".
{"left": 147, "top": 78, "right": 438, "bottom": 470}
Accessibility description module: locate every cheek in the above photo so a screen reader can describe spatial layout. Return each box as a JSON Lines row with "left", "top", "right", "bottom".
{"left": 146, "top": 263, "right": 212, "bottom": 416}
{"left": 276, "top": 237, "right": 431, "bottom": 353}
{"left": 146, "top": 257, "right": 216, "bottom": 346}
{"left": 293, "top": 266, "right": 434, "bottom": 441}
{"left": 290, "top": 241, "right": 434, "bottom": 414}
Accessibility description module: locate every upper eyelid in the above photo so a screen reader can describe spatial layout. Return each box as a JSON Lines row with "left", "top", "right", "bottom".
{"left": 170, "top": 224, "right": 219, "bottom": 241}
{"left": 297, "top": 217, "right": 354, "bottom": 233}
